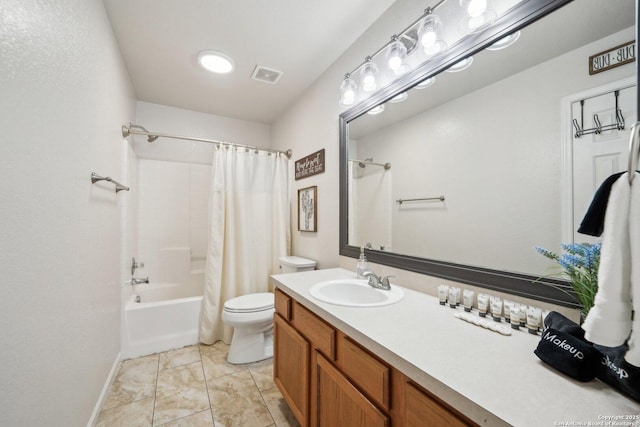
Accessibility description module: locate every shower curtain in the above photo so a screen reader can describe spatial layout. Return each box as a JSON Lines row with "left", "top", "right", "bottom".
{"left": 199, "top": 147, "right": 290, "bottom": 345}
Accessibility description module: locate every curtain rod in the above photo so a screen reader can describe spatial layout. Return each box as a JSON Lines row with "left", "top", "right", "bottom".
{"left": 121, "top": 123, "right": 292, "bottom": 158}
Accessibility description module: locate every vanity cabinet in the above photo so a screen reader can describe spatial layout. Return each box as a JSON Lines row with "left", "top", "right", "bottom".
{"left": 274, "top": 288, "right": 476, "bottom": 427}
{"left": 273, "top": 314, "right": 309, "bottom": 424}
{"left": 317, "top": 352, "right": 389, "bottom": 427}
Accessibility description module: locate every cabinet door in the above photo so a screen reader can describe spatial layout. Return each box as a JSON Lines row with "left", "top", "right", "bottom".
{"left": 274, "top": 314, "right": 310, "bottom": 426}
{"left": 405, "top": 381, "right": 474, "bottom": 427}
{"left": 316, "top": 353, "right": 389, "bottom": 427}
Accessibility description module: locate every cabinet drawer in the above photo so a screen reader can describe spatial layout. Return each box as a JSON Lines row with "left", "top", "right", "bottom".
{"left": 291, "top": 302, "right": 336, "bottom": 360}
{"left": 274, "top": 288, "right": 291, "bottom": 320}
{"left": 339, "top": 336, "right": 390, "bottom": 410}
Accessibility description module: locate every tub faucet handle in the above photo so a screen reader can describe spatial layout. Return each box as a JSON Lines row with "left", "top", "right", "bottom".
{"left": 131, "top": 277, "right": 149, "bottom": 285}
{"left": 131, "top": 257, "right": 145, "bottom": 276}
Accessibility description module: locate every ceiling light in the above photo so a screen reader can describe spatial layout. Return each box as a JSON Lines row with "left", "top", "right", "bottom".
{"left": 418, "top": 13, "right": 447, "bottom": 58}
{"left": 486, "top": 31, "right": 521, "bottom": 51}
{"left": 197, "top": 51, "right": 234, "bottom": 74}
{"left": 445, "top": 56, "right": 473, "bottom": 72}
{"left": 459, "top": 0, "right": 496, "bottom": 32}
{"left": 339, "top": 74, "right": 359, "bottom": 108}
{"left": 360, "top": 57, "right": 379, "bottom": 93}
{"left": 386, "top": 36, "right": 408, "bottom": 72}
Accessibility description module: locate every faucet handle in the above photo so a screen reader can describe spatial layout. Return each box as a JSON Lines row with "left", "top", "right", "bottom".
{"left": 381, "top": 275, "right": 395, "bottom": 287}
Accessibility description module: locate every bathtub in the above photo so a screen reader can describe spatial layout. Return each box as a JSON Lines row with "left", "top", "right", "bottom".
{"left": 123, "top": 282, "right": 202, "bottom": 358}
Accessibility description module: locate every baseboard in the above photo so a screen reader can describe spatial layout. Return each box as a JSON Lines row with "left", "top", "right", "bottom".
{"left": 86, "top": 352, "right": 121, "bottom": 427}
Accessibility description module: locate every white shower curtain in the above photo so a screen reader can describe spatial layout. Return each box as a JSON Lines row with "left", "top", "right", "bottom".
{"left": 199, "top": 147, "right": 290, "bottom": 345}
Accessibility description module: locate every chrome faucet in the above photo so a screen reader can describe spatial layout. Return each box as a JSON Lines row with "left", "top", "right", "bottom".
{"left": 362, "top": 271, "right": 394, "bottom": 291}
{"left": 131, "top": 277, "right": 149, "bottom": 285}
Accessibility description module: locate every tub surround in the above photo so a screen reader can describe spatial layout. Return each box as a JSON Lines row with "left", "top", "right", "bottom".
{"left": 271, "top": 268, "right": 640, "bottom": 426}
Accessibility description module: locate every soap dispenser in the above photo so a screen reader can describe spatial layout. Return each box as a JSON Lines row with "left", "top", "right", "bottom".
{"left": 356, "top": 246, "right": 369, "bottom": 279}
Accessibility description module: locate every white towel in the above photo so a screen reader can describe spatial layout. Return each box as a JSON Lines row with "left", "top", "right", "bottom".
{"left": 582, "top": 172, "right": 633, "bottom": 349}
{"left": 626, "top": 171, "right": 640, "bottom": 366}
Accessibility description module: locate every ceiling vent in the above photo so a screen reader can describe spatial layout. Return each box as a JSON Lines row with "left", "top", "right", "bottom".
{"left": 251, "top": 65, "right": 283, "bottom": 85}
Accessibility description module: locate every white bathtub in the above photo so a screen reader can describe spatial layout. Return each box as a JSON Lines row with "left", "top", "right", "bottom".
{"left": 123, "top": 282, "right": 202, "bottom": 358}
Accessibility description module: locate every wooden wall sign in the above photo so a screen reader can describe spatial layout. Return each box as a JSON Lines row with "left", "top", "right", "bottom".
{"left": 589, "top": 40, "right": 635, "bottom": 75}
{"left": 295, "top": 149, "right": 325, "bottom": 180}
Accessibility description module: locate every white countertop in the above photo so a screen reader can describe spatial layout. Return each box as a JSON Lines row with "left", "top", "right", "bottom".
{"left": 271, "top": 268, "right": 640, "bottom": 427}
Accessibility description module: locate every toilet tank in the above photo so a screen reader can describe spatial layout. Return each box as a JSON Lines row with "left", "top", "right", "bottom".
{"left": 279, "top": 256, "right": 316, "bottom": 273}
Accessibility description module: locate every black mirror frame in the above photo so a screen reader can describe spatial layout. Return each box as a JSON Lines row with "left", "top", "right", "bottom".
{"left": 339, "top": 0, "right": 583, "bottom": 307}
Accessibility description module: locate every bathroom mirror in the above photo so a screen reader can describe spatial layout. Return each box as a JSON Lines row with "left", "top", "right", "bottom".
{"left": 340, "top": 0, "right": 637, "bottom": 306}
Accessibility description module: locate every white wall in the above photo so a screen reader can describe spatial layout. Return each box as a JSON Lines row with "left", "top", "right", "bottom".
{"left": 271, "top": 0, "right": 427, "bottom": 269}
{"left": 135, "top": 159, "right": 210, "bottom": 287}
{"left": 0, "top": 0, "right": 136, "bottom": 425}
{"left": 134, "top": 101, "right": 270, "bottom": 165}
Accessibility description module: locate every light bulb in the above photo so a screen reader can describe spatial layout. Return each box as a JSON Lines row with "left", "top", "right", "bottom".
{"left": 459, "top": 0, "right": 496, "bottom": 32}
{"left": 418, "top": 14, "right": 446, "bottom": 57}
{"left": 466, "top": 0, "right": 487, "bottom": 17}
{"left": 360, "top": 59, "right": 379, "bottom": 93}
{"left": 386, "top": 39, "right": 407, "bottom": 72}
{"left": 421, "top": 31, "right": 437, "bottom": 48}
{"left": 339, "top": 75, "right": 358, "bottom": 107}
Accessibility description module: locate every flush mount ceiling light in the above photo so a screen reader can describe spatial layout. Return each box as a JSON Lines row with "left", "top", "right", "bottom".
{"left": 197, "top": 51, "right": 235, "bottom": 74}
{"left": 486, "top": 30, "right": 521, "bottom": 51}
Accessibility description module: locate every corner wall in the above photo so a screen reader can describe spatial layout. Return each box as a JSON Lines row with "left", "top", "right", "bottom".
{"left": 0, "top": 0, "right": 136, "bottom": 424}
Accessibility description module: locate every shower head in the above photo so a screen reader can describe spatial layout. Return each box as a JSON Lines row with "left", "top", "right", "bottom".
{"left": 122, "top": 123, "right": 159, "bottom": 142}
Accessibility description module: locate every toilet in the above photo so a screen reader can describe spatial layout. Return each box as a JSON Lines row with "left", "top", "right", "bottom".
{"left": 222, "top": 255, "right": 316, "bottom": 364}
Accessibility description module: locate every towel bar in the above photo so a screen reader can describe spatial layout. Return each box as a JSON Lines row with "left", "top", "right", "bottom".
{"left": 91, "top": 172, "right": 130, "bottom": 193}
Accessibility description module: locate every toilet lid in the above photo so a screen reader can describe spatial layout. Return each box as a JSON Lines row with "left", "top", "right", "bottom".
{"left": 224, "top": 292, "right": 274, "bottom": 313}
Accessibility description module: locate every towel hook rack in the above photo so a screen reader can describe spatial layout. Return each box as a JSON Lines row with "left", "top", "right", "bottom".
{"left": 91, "top": 172, "right": 130, "bottom": 193}
{"left": 627, "top": 122, "right": 640, "bottom": 184}
{"left": 573, "top": 90, "right": 625, "bottom": 138}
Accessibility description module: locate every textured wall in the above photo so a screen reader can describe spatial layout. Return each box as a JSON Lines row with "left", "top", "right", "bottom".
{"left": 0, "top": 0, "right": 136, "bottom": 424}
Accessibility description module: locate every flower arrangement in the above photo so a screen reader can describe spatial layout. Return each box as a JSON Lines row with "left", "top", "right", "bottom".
{"left": 535, "top": 243, "right": 601, "bottom": 315}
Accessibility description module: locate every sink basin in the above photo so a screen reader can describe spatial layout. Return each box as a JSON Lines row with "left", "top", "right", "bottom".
{"left": 309, "top": 279, "right": 404, "bottom": 307}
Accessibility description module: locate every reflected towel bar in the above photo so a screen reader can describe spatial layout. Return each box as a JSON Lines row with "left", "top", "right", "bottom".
{"left": 91, "top": 172, "right": 130, "bottom": 193}
{"left": 396, "top": 196, "right": 445, "bottom": 204}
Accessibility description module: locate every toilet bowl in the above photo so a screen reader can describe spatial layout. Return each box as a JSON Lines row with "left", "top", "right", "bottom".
{"left": 222, "top": 292, "right": 275, "bottom": 364}
{"left": 222, "top": 256, "right": 316, "bottom": 364}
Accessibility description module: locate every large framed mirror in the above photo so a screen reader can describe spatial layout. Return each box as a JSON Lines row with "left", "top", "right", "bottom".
{"left": 340, "top": 0, "right": 637, "bottom": 307}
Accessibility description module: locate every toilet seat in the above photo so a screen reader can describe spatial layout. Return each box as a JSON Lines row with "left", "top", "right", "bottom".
{"left": 223, "top": 292, "right": 274, "bottom": 313}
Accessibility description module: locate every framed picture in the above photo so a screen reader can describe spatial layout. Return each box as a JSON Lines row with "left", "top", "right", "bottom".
{"left": 298, "top": 186, "right": 317, "bottom": 232}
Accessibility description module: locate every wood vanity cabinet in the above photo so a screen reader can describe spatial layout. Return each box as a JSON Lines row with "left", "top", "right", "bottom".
{"left": 273, "top": 288, "right": 476, "bottom": 427}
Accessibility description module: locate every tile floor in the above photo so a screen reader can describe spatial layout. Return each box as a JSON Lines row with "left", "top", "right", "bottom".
{"left": 96, "top": 342, "right": 300, "bottom": 427}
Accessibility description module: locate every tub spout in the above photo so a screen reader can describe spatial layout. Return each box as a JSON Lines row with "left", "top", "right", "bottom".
{"left": 131, "top": 277, "right": 149, "bottom": 285}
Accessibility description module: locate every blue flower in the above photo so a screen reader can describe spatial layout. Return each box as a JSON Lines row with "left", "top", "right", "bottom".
{"left": 534, "top": 243, "right": 601, "bottom": 315}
